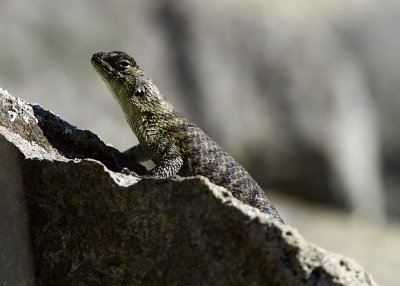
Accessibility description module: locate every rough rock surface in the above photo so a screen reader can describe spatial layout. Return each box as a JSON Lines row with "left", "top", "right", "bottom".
{"left": 0, "top": 87, "right": 377, "bottom": 285}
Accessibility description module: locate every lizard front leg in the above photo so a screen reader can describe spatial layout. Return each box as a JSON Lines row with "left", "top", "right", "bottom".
{"left": 124, "top": 142, "right": 183, "bottom": 178}
{"left": 148, "top": 140, "right": 183, "bottom": 178}
{"left": 123, "top": 144, "right": 150, "bottom": 163}
{"left": 121, "top": 144, "right": 150, "bottom": 176}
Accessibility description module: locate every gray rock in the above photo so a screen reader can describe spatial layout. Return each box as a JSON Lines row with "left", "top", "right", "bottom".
{"left": 0, "top": 88, "right": 377, "bottom": 285}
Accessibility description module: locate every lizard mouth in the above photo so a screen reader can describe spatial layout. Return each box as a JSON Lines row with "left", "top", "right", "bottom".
{"left": 91, "top": 52, "right": 105, "bottom": 67}
{"left": 91, "top": 52, "right": 116, "bottom": 79}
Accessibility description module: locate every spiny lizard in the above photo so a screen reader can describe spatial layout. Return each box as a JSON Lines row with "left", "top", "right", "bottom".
{"left": 91, "top": 51, "right": 284, "bottom": 223}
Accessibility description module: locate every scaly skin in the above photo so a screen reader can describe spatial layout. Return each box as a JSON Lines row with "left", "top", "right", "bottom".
{"left": 91, "top": 51, "right": 284, "bottom": 223}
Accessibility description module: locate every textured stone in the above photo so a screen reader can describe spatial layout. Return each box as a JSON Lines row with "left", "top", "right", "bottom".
{"left": 0, "top": 88, "right": 377, "bottom": 285}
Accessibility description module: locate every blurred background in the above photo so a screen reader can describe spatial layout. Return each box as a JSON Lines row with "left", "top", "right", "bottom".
{"left": 0, "top": 0, "right": 399, "bottom": 284}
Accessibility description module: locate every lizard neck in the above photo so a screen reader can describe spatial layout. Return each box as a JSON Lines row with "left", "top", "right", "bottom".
{"left": 115, "top": 91, "right": 176, "bottom": 145}
{"left": 107, "top": 73, "right": 178, "bottom": 145}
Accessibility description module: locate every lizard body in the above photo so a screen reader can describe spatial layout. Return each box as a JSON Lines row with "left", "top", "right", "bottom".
{"left": 91, "top": 51, "right": 284, "bottom": 223}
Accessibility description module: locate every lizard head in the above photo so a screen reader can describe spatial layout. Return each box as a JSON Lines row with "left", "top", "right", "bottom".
{"left": 91, "top": 51, "right": 138, "bottom": 77}
{"left": 91, "top": 51, "right": 140, "bottom": 94}
{"left": 91, "top": 51, "right": 177, "bottom": 137}
{"left": 92, "top": 51, "right": 174, "bottom": 116}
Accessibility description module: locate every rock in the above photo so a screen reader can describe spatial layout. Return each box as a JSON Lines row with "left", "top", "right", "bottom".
{"left": 0, "top": 87, "right": 377, "bottom": 285}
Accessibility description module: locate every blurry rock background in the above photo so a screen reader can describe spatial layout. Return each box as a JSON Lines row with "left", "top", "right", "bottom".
{"left": 0, "top": 0, "right": 399, "bottom": 284}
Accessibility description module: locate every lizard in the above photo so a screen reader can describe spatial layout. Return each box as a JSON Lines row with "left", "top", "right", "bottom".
{"left": 91, "top": 51, "right": 284, "bottom": 223}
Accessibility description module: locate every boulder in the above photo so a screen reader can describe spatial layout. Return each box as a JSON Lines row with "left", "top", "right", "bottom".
{"left": 0, "top": 87, "right": 377, "bottom": 285}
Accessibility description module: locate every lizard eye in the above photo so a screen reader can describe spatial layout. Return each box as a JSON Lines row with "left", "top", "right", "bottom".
{"left": 117, "top": 59, "right": 131, "bottom": 69}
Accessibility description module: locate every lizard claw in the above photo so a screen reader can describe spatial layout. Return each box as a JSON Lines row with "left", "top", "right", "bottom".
{"left": 121, "top": 167, "right": 140, "bottom": 177}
